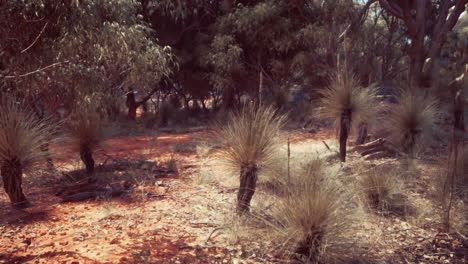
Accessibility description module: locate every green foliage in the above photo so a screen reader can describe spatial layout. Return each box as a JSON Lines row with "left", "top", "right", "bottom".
{"left": 1, "top": 0, "right": 173, "bottom": 117}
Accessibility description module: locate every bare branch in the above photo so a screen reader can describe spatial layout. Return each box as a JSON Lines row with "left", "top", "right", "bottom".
{"left": 4, "top": 61, "right": 69, "bottom": 79}
{"left": 21, "top": 22, "right": 49, "bottom": 54}
{"left": 338, "top": 0, "right": 378, "bottom": 43}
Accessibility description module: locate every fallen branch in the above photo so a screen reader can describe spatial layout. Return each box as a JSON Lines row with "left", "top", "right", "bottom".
{"left": 204, "top": 226, "right": 226, "bottom": 245}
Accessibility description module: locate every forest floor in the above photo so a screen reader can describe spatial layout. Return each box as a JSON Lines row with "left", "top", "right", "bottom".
{"left": 0, "top": 126, "right": 466, "bottom": 264}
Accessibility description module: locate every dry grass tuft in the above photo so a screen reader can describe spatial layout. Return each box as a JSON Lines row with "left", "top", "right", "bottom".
{"left": 358, "top": 165, "right": 403, "bottom": 214}
{"left": 0, "top": 98, "right": 59, "bottom": 171}
{"left": 386, "top": 89, "right": 439, "bottom": 154}
{"left": 318, "top": 67, "right": 380, "bottom": 130}
{"left": 216, "top": 103, "right": 285, "bottom": 170}
{"left": 264, "top": 159, "right": 354, "bottom": 263}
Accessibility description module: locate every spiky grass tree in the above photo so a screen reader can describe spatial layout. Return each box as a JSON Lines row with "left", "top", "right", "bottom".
{"left": 268, "top": 159, "right": 351, "bottom": 263}
{"left": 217, "top": 103, "right": 285, "bottom": 214}
{"left": 319, "top": 67, "right": 379, "bottom": 162}
{"left": 0, "top": 99, "right": 57, "bottom": 207}
{"left": 67, "top": 102, "right": 104, "bottom": 175}
{"left": 387, "top": 89, "right": 438, "bottom": 154}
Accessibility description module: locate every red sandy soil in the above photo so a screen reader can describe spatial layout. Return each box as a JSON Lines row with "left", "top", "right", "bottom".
{"left": 0, "top": 128, "right": 466, "bottom": 264}
{"left": 0, "top": 129, "right": 332, "bottom": 264}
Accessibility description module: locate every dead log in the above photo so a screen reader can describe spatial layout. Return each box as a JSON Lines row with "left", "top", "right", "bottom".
{"left": 364, "top": 151, "right": 394, "bottom": 160}
{"left": 349, "top": 138, "right": 385, "bottom": 152}
{"left": 360, "top": 145, "right": 391, "bottom": 156}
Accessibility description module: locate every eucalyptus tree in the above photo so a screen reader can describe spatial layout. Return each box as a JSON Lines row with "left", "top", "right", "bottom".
{"left": 0, "top": 0, "right": 173, "bottom": 120}
{"left": 377, "top": 0, "right": 467, "bottom": 88}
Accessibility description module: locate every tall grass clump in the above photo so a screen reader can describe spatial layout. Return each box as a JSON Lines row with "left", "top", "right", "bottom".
{"left": 318, "top": 66, "right": 379, "bottom": 162}
{"left": 66, "top": 100, "right": 105, "bottom": 175}
{"left": 386, "top": 89, "right": 439, "bottom": 154}
{"left": 266, "top": 159, "right": 353, "bottom": 263}
{"left": 216, "top": 103, "right": 285, "bottom": 214}
{"left": 358, "top": 165, "right": 402, "bottom": 214}
{"left": 0, "top": 98, "right": 58, "bottom": 207}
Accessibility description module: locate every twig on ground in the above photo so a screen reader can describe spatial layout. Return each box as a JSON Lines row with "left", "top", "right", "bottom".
{"left": 322, "top": 140, "right": 331, "bottom": 151}
{"left": 205, "top": 226, "right": 226, "bottom": 245}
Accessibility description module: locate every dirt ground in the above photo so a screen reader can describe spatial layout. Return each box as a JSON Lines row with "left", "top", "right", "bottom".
{"left": 0, "top": 128, "right": 466, "bottom": 264}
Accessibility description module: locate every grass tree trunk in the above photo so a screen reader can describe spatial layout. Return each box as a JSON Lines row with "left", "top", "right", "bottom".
{"left": 80, "top": 145, "right": 95, "bottom": 174}
{"left": 1, "top": 158, "right": 29, "bottom": 208}
{"left": 237, "top": 165, "right": 258, "bottom": 214}
{"left": 296, "top": 230, "right": 324, "bottom": 263}
{"left": 339, "top": 110, "right": 352, "bottom": 162}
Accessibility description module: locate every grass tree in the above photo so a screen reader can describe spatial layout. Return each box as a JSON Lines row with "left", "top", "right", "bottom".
{"left": 217, "top": 103, "right": 285, "bottom": 214}
{"left": 319, "top": 66, "right": 379, "bottom": 162}
{"left": 267, "top": 159, "right": 352, "bottom": 263}
{"left": 67, "top": 100, "right": 104, "bottom": 175}
{"left": 0, "top": 99, "right": 57, "bottom": 208}
{"left": 386, "top": 89, "right": 438, "bottom": 154}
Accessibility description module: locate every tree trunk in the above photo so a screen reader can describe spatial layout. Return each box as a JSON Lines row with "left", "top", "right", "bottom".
{"left": 356, "top": 122, "right": 368, "bottom": 145}
{"left": 80, "top": 145, "right": 95, "bottom": 175}
{"left": 237, "top": 165, "right": 258, "bottom": 214}
{"left": 295, "top": 229, "right": 324, "bottom": 263}
{"left": 126, "top": 90, "right": 138, "bottom": 121}
{"left": 1, "top": 158, "right": 29, "bottom": 208}
{"left": 408, "top": 35, "right": 425, "bottom": 89}
{"left": 339, "top": 110, "right": 352, "bottom": 162}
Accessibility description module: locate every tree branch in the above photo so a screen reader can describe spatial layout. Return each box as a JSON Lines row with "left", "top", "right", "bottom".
{"left": 378, "top": 0, "right": 404, "bottom": 19}
{"left": 338, "top": 0, "right": 378, "bottom": 43}
{"left": 21, "top": 22, "right": 49, "bottom": 54}
{"left": 136, "top": 87, "right": 159, "bottom": 107}
{"left": 4, "top": 61, "right": 69, "bottom": 79}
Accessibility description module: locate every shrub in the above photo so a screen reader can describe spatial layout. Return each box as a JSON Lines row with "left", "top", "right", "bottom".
{"left": 318, "top": 66, "right": 379, "bottom": 162}
{"left": 0, "top": 98, "right": 58, "bottom": 207}
{"left": 66, "top": 100, "right": 105, "bottom": 174}
{"left": 386, "top": 89, "right": 438, "bottom": 154}
{"left": 266, "top": 159, "right": 352, "bottom": 263}
{"left": 216, "top": 103, "right": 285, "bottom": 214}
